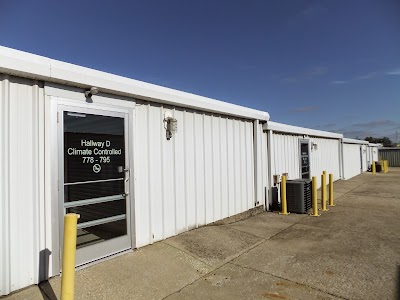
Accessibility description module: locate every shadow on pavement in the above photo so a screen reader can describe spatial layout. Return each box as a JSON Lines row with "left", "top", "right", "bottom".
{"left": 39, "top": 281, "right": 57, "bottom": 300}
{"left": 397, "top": 265, "right": 400, "bottom": 300}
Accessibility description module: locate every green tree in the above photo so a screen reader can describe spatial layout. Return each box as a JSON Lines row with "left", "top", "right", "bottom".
{"left": 365, "top": 137, "right": 393, "bottom": 147}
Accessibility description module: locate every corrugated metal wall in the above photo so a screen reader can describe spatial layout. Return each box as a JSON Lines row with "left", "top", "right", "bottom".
{"left": 134, "top": 102, "right": 258, "bottom": 248}
{"left": 309, "top": 137, "right": 341, "bottom": 185}
{"left": 270, "top": 133, "right": 341, "bottom": 188}
{"left": 0, "top": 75, "right": 46, "bottom": 295}
{"left": 379, "top": 148, "right": 400, "bottom": 167}
{"left": 367, "top": 145, "right": 371, "bottom": 165}
{"left": 367, "top": 146, "right": 379, "bottom": 165}
{"left": 271, "top": 134, "right": 300, "bottom": 182}
{"left": 343, "top": 143, "right": 362, "bottom": 179}
{"left": 372, "top": 146, "right": 379, "bottom": 162}
{"left": 0, "top": 78, "right": 267, "bottom": 295}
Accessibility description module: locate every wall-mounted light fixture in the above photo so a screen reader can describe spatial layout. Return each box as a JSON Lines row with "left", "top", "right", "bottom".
{"left": 164, "top": 110, "right": 177, "bottom": 140}
{"left": 84, "top": 87, "right": 99, "bottom": 98}
{"left": 312, "top": 142, "right": 318, "bottom": 150}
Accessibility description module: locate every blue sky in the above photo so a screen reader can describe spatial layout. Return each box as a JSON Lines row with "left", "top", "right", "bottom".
{"left": 1, "top": 0, "right": 399, "bottom": 141}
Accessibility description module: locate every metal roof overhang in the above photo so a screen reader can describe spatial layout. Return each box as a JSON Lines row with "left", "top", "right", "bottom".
{"left": 0, "top": 46, "right": 269, "bottom": 121}
{"left": 342, "top": 138, "right": 369, "bottom": 145}
{"left": 263, "top": 121, "right": 343, "bottom": 139}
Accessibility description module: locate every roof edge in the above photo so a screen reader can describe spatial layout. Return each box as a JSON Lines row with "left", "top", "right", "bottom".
{"left": 342, "top": 138, "right": 369, "bottom": 145}
{"left": 0, "top": 46, "right": 269, "bottom": 121}
{"left": 263, "top": 121, "right": 343, "bottom": 139}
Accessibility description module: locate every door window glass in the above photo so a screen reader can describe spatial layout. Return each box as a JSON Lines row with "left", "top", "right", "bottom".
{"left": 301, "top": 143, "right": 310, "bottom": 179}
{"left": 64, "top": 112, "right": 125, "bottom": 183}
{"left": 63, "top": 111, "right": 127, "bottom": 249}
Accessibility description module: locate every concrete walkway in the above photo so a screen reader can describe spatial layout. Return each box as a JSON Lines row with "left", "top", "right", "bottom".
{"left": 4, "top": 169, "right": 400, "bottom": 300}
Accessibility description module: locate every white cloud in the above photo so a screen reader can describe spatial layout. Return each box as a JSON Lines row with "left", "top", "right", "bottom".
{"left": 331, "top": 80, "right": 349, "bottom": 84}
{"left": 385, "top": 68, "right": 400, "bottom": 75}
{"left": 331, "top": 71, "right": 379, "bottom": 84}
{"left": 356, "top": 72, "right": 377, "bottom": 80}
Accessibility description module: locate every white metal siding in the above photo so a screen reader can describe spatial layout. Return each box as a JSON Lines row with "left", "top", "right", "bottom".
{"left": 271, "top": 134, "right": 300, "bottom": 182}
{"left": 372, "top": 147, "right": 379, "bottom": 161}
{"left": 309, "top": 137, "right": 341, "bottom": 186}
{"left": 367, "top": 145, "right": 379, "bottom": 166}
{"left": 0, "top": 75, "right": 45, "bottom": 295}
{"left": 255, "top": 122, "right": 269, "bottom": 208}
{"left": 367, "top": 145, "right": 371, "bottom": 166}
{"left": 343, "top": 143, "right": 362, "bottom": 179}
{"left": 362, "top": 145, "right": 368, "bottom": 171}
{"left": 0, "top": 72, "right": 266, "bottom": 295}
{"left": 134, "top": 102, "right": 257, "bottom": 248}
{"left": 270, "top": 133, "right": 341, "bottom": 189}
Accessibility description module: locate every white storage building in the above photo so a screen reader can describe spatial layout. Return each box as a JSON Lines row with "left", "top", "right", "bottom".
{"left": 367, "top": 143, "right": 380, "bottom": 165}
{"left": 0, "top": 46, "right": 378, "bottom": 296}
{"left": 342, "top": 138, "right": 369, "bottom": 179}
{"left": 0, "top": 46, "right": 270, "bottom": 295}
{"left": 262, "top": 122, "right": 343, "bottom": 209}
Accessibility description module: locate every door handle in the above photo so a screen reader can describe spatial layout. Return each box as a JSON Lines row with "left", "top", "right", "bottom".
{"left": 124, "top": 168, "right": 130, "bottom": 196}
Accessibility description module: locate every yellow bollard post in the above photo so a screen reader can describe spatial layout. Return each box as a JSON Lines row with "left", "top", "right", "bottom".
{"left": 310, "top": 176, "right": 320, "bottom": 217}
{"left": 385, "top": 160, "right": 388, "bottom": 173}
{"left": 323, "top": 171, "right": 327, "bottom": 202}
{"left": 61, "top": 213, "right": 79, "bottom": 300}
{"left": 319, "top": 173, "right": 329, "bottom": 211}
{"left": 372, "top": 161, "right": 376, "bottom": 175}
{"left": 279, "top": 175, "right": 290, "bottom": 215}
{"left": 328, "top": 173, "right": 336, "bottom": 207}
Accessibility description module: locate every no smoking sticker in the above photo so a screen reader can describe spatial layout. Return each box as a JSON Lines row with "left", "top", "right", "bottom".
{"left": 93, "top": 164, "right": 101, "bottom": 173}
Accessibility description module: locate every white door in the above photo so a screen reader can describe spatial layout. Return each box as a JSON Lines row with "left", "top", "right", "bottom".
{"left": 58, "top": 105, "right": 132, "bottom": 266}
{"left": 300, "top": 140, "right": 311, "bottom": 179}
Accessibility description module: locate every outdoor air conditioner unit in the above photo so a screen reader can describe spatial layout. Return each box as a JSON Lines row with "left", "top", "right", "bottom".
{"left": 285, "top": 179, "right": 312, "bottom": 213}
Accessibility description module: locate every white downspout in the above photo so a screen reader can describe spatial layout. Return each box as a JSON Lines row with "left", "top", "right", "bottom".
{"left": 340, "top": 139, "right": 345, "bottom": 179}
{"left": 266, "top": 129, "right": 274, "bottom": 211}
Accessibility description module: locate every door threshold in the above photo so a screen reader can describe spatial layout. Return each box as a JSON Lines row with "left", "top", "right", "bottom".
{"left": 75, "top": 248, "right": 134, "bottom": 271}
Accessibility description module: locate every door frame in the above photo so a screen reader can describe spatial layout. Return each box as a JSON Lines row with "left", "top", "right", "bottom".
{"left": 50, "top": 96, "right": 136, "bottom": 275}
{"left": 299, "top": 139, "right": 311, "bottom": 179}
{"left": 359, "top": 145, "right": 363, "bottom": 172}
